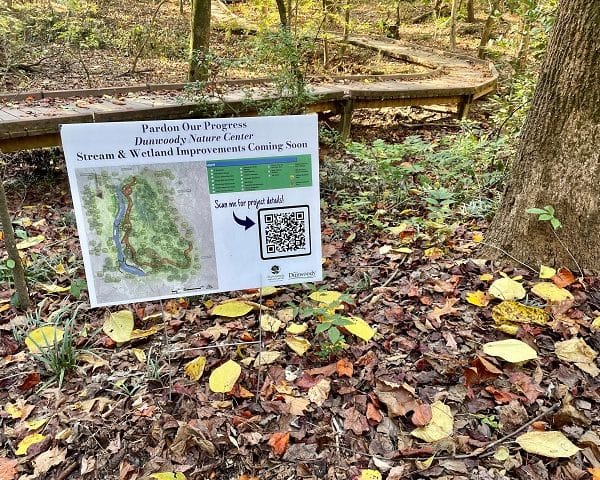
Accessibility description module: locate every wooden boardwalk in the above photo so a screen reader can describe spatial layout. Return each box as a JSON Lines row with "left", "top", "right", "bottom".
{"left": 0, "top": 35, "right": 497, "bottom": 152}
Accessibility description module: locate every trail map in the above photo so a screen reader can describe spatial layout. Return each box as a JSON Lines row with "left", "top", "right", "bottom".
{"left": 61, "top": 115, "right": 321, "bottom": 306}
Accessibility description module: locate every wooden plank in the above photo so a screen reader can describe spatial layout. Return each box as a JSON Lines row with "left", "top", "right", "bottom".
{"left": 0, "top": 133, "right": 62, "bottom": 153}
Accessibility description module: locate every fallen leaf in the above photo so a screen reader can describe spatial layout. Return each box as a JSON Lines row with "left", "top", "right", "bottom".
{"left": 15, "top": 433, "right": 46, "bottom": 455}
{"left": 0, "top": 457, "right": 17, "bottom": 480}
{"left": 411, "top": 401, "right": 454, "bottom": 442}
{"left": 149, "top": 473, "right": 186, "bottom": 480}
{"left": 589, "top": 467, "right": 600, "bottom": 480}
{"left": 492, "top": 301, "right": 549, "bottom": 331}
{"left": 184, "top": 356, "right": 207, "bottom": 381}
{"left": 592, "top": 316, "right": 600, "bottom": 329}
{"left": 282, "top": 395, "right": 310, "bottom": 415}
{"left": 286, "top": 322, "right": 308, "bottom": 334}
{"left": 531, "top": 282, "right": 574, "bottom": 303}
{"left": 209, "top": 360, "right": 242, "bottom": 393}
{"left": 427, "top": 297, "right": 460, "bottom": 322}
{"left": 24, "top": 418, "right": 48, "bottom": 430}
{"left": 309, "top": 290, "right": 342, "bottom": 306}
{"left": 552, "top": 267, "right": 576, "bottom": 288}
{"left": 285, "top": 336, "right": 311, "bottom": 356}
{"left": 5, "top": 401, "right": 34, "bottom": 420}
{"left": 336, "top": 358, "right": 353, "bottom": 377}
{"left": 33, "top": 446, "right": 66, "bottom": 476}
{"left": 24, "top": 325, "right": 64, "bottom": 353}
{"left": 259, "top": 286, "right": 280, "bottom": 296}
{"left": 37, "top": 283, "right": 70, "bottom": 293}
{"left": 344, "top": 316, "right": 375, "bottom": 341}
{"left": 539, "top": 265, "right": 556, "bottom": 279}
{"left": 359, "top": 469, "right": 382, "bottom": 480}
{"left": 77, "top": 352, "right": 109, "bottom": 369}
{"left": 103, "top": 310, "right": 133, "bottom": 343}
{"left": 253, "top": 351, "right": 281, "bottom": 367}
{"left": 307, "top": 378, "right": 331, "bottom": 406}
{"left": 268, "top": 431, "right": 290, "bottom": 456}
{"left": 260, "top": 313, "right": 282, "bottom": 333}
{"left": 465, "top": 290, "right": 489, "bottom": 307}
{"left": 16, "top": 235, "right": 45, "bottom": 249}
{"left": 366, "top": 403, "right": 383, "bottom": 423}
{"left": 375, "top": 380, "right": 418, "bottom": 417}
{"left": 130, "top": 324, "right": 162, "bottom": 340}
{"left": 555, "top": 337, "right": 599, "bottom": 376}
{"left": 212, "top": 301, "right": 253, "bottom": 318}
{"left": 343, "top": 406, "right": 370, "bottom": 435}
{"left": 516, "top": 431, "right": 579, "bottom": 458}
{"left": 494, "top": 446, "right": 510, "bottom": 461}
{"left": 489, "top": 276, "right": 526, "bottom": 301}
{"left": 480, "top": 273, "right": 494, "bottom": 282}
{"left": 482, "top": 339, "right": 538, "bottom": 363}
{"left": 424, "top": 247, "right": 444, "bottom": 259}
{"left": 412, "top": 403, "right": 433, "bottom": 427}
{"left": 132, "top": 348, "right": 146, "bottom": 363}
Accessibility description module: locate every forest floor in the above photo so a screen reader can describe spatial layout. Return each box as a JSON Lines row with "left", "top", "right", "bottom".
{"left": 1, "top": 1, "right": 600, "bottom": 480}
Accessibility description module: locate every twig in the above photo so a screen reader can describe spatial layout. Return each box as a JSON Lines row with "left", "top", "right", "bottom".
{"left": 404, "top": 401, "right": 562, "bottom": 461}
{"left": 478, "top": 240, "right": 537, "bottom": 273}
{"left": 56, "top": 461, "right": 78, "bottom": 480}
{"left": 358, "top": 261, "right": 404, "bottom": 304}
{"left": 159, "top": 299, "right": 172, "bottom": 401}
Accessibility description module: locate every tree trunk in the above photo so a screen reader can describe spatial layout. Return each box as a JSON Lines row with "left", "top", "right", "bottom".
{"left": 449, "top": 0, "right": 460, "bottom": 50}
{"left": 275, "top": 0, "right": 288, "bottom": 27}
{"left": 477, "top": 0, "right": 500, "bottom": 59}
{"left": 515, "top": 13, "right": 532, "bottom": 67}
{"left": 484, "top": 0, "right": 600, "bottom": 271}
{"left": 466, "top": 0, "right": 475, "bottom": 22}
{"left": 188, "top": 0, "right": 211, "bottom": 82}
{"left": 0, "top": 179, "right": 31, "bottom": 310}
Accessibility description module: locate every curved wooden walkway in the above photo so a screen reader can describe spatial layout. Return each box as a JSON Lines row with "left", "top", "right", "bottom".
{"left": 0, "top": 35, "right": 497, "bottom": 152}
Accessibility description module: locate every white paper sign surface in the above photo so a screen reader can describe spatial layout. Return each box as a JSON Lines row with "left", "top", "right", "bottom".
{"left": 61, "top": 115, "right": 322, "bottom": 307}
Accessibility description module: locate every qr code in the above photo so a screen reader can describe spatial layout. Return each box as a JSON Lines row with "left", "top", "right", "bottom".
{"left": 258, "top": 205, "right": 311, "bottom": 259}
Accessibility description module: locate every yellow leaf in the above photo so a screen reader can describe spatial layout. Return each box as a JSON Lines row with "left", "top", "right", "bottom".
{"left": 516, "top": 431, "right": 579, "bottom": 458}
{"left": 209, "top": 360, "right": 241, "bottom": 393}
{"left": 285, "top": 336, "right": 311, "bottom": 356}
{"left": 309, "top": 290, "right": 342, "bottom": 306}
{"left": 54, "top": 263, "right": 66, "bottom": 275}
{"left": 259, "top": 286, "right": 280, "bottom": 296}
{"left": 539, "top": 265, "right": 557, "bottom": 279}
{"left": 16, "top": 235, "right": 45, "bottom": 250}
{"left": 130, "top": 324, "right": 162, "bottom": 340}
{"left": 37, "top": 283, "right": 70, "bottom": 293}
{"left": 392, "top": 247, "right": 412, "bottom": 254}
{"left": 25, "top": 418, "right": 48, "bottom": 430}
{"left": 132, "top": 348, "right": 147, "bottom": 363}
{"left": 480, "top": 273, "right": 494, "bottom": 282}
{"left": 359, "top": 469, "right": 382, "bottom": 480}
{"left": 253, "top": 351, "right": 281, "bottom": 367}
{"left": 149, "top": 473, "right": 186, "bottom": 480}
{"left": 103, "top": 310, "right": 133, "bottom": 343}
{"left": 411, "top": 401, "right": 454, "bottom": 442}
{"left": 493, "top": 446, "right": 510, "bottom": 461}
{"left": 424, "top": 247, "right": 444, "bottom": 258}
{"left": 5, "top": 403, "right": 25, "bottom": 419}
{"left": 472, "top": 232, "right": 484, "bottom": 243}
{"left": 589, "top": 467, "right": 600, "bottom": 480}
{"left": 531, "top": 282, "right": 574, "bottom": 303}
{"left": 184, "top": 356, "right": 207, "bottom": 381}
{"left": 25, "top": 325, "right": 64, "bottom": 353}
{"left": 592, "top": 317, "right": 600, "bottom": 330}
{"left": 212, "top": 301, "right": 253, "bottom": 318}
{"left": 488, "top": 277, "right": 526, "bottom": 301}
{"left": 495, "top": 323, "right": 520, "bottom": 336}
{"left": 77, "top": 352, "right": 109, "bottom": 368}
{"left": 465, "top": 290, "right": 489, "bottom": 307}
{"left": 555, "top": 337, "right": 598, "bottom": 364}
{"left": 345, "top": 316, "right": 375, "bottom": 341}
{"left": 482, "top": 339, "right": 538, "bottom": 363}
{"left": 415, "top": 455, "right": 435, "bottom": 471}
{"left": 15, "top": 433, "right": 46, "bottom": 455}
{"left": 492, "top": 301, "right": 549, "bottom": 330}
{"left": 286, "top": 322, "right": 308, "bottom": 334}
{"left": 260, "top": 313, "right": 282, "bottom": 333}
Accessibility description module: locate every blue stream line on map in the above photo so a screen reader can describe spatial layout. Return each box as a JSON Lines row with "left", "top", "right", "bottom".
{"left": 113, "top": 186, "right": 146, "bottom": 276}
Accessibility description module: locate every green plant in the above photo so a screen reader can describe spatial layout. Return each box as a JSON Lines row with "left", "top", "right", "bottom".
{"left": 34, "top": 317, "right": 77, "bottom": 388}
{"left": 526, "top": 205, "right": 561, "bottom": 230}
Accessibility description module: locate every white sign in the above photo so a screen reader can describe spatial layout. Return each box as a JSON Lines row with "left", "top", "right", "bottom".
{"left": 61, "top": 115, "right": 322, "bottom": 307}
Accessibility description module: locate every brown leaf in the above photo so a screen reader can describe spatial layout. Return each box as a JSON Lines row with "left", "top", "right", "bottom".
{"left": 305, "top": 362, "right": 337, "bottom": 376}
{"left": 366, "top": 402, "right": 383, "bottom": 424}
{"left": 427, "top": 297, "right": 460, "bottom": 322}
{"left": 336, "top": 358, "right": 353, "bottom": 378}
{"left": 552, "top": 267, "right": 576, "bottom": 288}
{"left": 484, "top": 386, "right": 520, "bottom": 404}
{"left": 412, "top": 403, "right": 432, "bottom": 427}
{"left": 375, "top": 380, "right": 418, "bottom": 417}
{"left": 509, "top": 371, "right": 543, "bottom": 404}
{"left": 19, "top": 372, "right": 41, "bottom": 391}
{"left": 0, "top": 334, "right": 19, "bottom": 356}
{"left": 343, "top": 406, "right": 370, "bottom": 435}
{"left": 0, "top": 457, "right": 18, "bottom": 480}
{"left": 268, "top": 431, "right": 290, "bottom": 456}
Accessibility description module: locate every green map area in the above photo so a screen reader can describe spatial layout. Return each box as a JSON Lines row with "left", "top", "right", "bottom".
{"left": 81, "top": 167, "right": 199, "bottom": 284}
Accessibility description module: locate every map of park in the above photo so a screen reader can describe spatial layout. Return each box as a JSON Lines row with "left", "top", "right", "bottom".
{"left": 76, "top": 162, "right": 217, "bottom": 303}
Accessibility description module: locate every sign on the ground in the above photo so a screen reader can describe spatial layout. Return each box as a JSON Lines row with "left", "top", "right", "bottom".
{"left": 61, "top": 115, "right": 322, "bottom": 307}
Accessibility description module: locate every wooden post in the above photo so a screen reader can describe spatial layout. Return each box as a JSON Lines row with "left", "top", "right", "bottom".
{"left": 339, "top": 98, "right": 354, "bottom": 141}
{"left": 457, "top": 95, "right": 472, "bottom": 119}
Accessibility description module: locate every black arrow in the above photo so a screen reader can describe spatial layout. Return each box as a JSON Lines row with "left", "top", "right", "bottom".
{"left": 233, "top": 212, "right": 256, "bottom": 230}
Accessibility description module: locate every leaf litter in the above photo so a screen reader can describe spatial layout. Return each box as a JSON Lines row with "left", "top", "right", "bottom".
{"left": 1, "top": 141, "right": 600, "bottom": 480}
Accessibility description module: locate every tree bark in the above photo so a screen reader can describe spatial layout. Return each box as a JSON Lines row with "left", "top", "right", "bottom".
{"left": 188, "top": 0, "right": 211, "bottom": 81}
{"left": 275, "top": 0, "right": 288, "bottom": 27}
{"left": 449, "top": 0, "right": 460, "bottom": 50}
{"left": 466, "top": 0, "right": 475, "bottom": 22}
{"left": 0, "top": 179, "right": 31, "bottom": 310}
{"left": 483, "top": 0, "right": 600, "bottom": 271}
